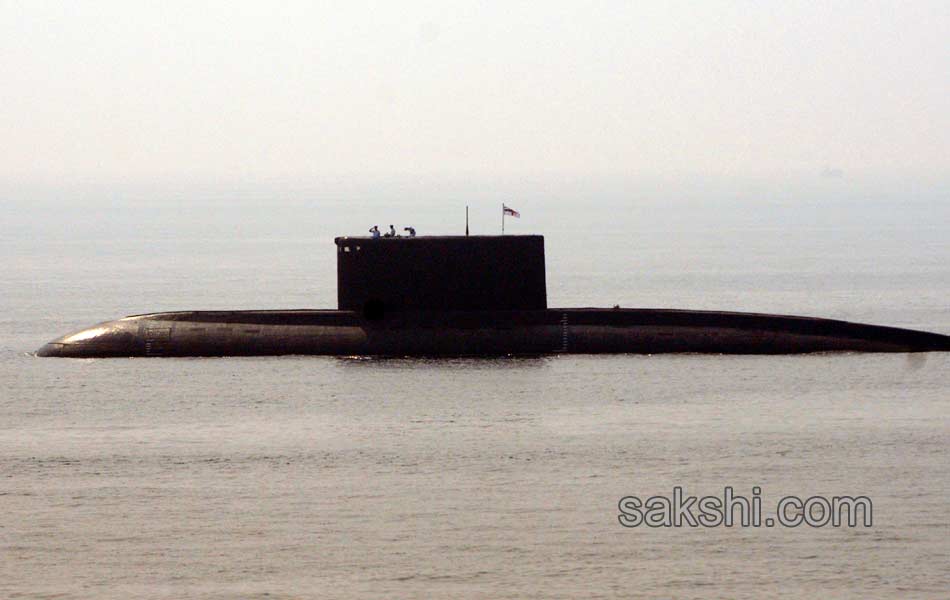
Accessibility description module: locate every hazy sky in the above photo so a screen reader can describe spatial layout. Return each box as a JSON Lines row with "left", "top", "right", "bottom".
{"left": 2, "top": 0, "right": 948, "bottom": 187}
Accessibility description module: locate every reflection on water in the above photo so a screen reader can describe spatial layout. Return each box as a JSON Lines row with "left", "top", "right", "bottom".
{"left": 335, "top": 354, "right": 554, "bottom": 370}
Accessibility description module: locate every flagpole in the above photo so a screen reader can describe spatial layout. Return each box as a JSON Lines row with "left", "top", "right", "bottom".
{"left": 501, "top": 203, "right": 505, "bottom": 235}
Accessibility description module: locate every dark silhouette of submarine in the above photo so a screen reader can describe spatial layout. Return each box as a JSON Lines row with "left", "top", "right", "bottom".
{"left": 38, "top": 234, "right": 950, "bottom": 357}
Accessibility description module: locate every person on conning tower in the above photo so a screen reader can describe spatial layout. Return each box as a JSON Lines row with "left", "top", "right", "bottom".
{"left": 369, "top": 225, "right": 380, "bottom": 239}
{"left": 384, "top": 224, "right": 396, "bottom": 237}
{"left": 404, "top": 226, "right": 416, "bottom": 237}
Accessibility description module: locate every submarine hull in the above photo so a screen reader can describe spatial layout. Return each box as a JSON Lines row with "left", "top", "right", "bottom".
{"left": 36, "top": 308, "right": 950, "bottom": 358}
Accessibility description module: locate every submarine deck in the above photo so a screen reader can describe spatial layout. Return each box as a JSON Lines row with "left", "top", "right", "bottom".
{"left": 36, "top": 307, "right": 950, "bottom": 357}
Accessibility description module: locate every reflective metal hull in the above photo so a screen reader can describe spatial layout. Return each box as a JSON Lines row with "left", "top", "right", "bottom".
{"left": 36, "top": 308, "right": 950, "bottom": 357}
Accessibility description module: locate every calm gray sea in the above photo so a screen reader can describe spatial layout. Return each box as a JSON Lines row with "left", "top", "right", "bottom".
{"left": 2, "top": 188, "right": 949, "bottom": 598}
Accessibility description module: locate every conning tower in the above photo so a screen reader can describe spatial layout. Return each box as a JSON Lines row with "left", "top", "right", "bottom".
{"left": 334, "top": 235, "right": 547, "bottom": 319}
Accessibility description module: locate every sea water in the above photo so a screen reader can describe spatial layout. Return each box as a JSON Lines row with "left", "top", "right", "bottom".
{"left": 2, "top": 185, "right": 949, "bottom": 598}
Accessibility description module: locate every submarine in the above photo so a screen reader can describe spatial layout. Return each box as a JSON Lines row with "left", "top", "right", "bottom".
{"left": 37, "top": 234, "right": 950, "bottom": 357}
